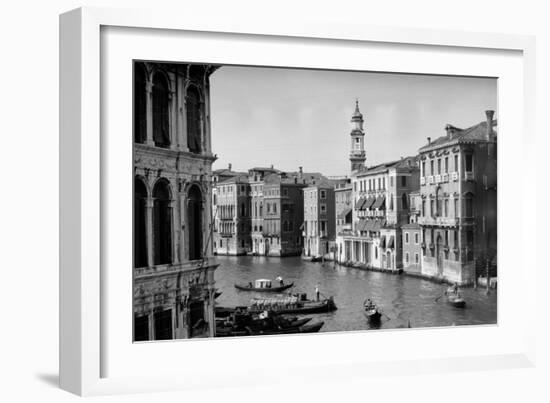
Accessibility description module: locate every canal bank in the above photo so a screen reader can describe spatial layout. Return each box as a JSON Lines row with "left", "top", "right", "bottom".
{"left": 214, "top": 255, "right": 497, "bottom": 333}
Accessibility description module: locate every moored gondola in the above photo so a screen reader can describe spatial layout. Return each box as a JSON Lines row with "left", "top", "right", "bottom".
{"left": 249, "top": 293, "right": 337, "bottom": 314}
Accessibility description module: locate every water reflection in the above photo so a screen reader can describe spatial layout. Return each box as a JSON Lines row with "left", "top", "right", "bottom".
{"left": 214, "top": 255, "right": 497, "bottom": 332}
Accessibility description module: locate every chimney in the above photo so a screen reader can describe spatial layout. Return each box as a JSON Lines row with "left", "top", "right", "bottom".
{"left": 485, "top": 110, "right": 495, "bottom": 140}
{"left": 270, "top": 164, "right": 274, "bottom": 169}
{"left": 228, "top": 163, "right": 232, "bottom": 171}
{"left": 445, "top": 124, "right": 453, "bottom": 138}
{"left": 299, "top": 166, "right": 303, "bottom": 178}
{"left": 427, "top": 137, "right": 431, "bottom": 145}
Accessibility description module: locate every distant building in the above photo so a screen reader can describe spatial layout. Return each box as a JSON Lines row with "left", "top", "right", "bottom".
{"left": 212, "top": 174, "right": 251, "bottom": 255}
{"left": 335, "top": 101, "right": 420, "bottom": 270}
{"left": 418, "top": 111, "right": 497, "bottom": 285}
{"left": 262, "top": 173, "right": 306, "bottom": 256}
{"left": 249, "top": 166, "right": 280, "bottom": 255}
{"left": 303, "top": 182, "right": 336, "bottom": 259}
{"left": 334, "top": 178, "right": 353, "bottom": 235}
{"left": 133, "top": 62, "right": 219, "bottom": 341}
{"left": 402, "top": 223, "right": 422, "bottom": 274}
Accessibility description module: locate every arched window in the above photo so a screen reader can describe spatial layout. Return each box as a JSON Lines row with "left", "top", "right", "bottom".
{"left": 134, "top": 64, "right": 147, "bottom": 143}
{"left": 402, "top": 193, "right": 408, "bottom": 209}
{"left": 152, "top": 73, "right": 170, "bottom": 148}
{"left": 187, "top": 185, "right": 203, "bottom": 260}
{"left": 134, "top": 178, "right": 148, "bottom": 267}
{"left": 152, "top": 180, "right": 172, "bottom": 265}
{"left": 186, "top": 86, "right": 202, "bottom": 153}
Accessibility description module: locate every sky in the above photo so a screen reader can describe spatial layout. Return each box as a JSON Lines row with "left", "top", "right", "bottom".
{"left": 209, "top": 66, "right": 497, "bottom": 177}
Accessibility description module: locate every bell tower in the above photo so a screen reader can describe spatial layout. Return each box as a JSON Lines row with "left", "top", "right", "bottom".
{"left": 349, "top": 99, "right": 366, "bottom": 171}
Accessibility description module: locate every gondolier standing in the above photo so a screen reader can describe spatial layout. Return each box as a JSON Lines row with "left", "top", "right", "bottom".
{"left": 315, "top": 284, "right": 320, "bottom": 301}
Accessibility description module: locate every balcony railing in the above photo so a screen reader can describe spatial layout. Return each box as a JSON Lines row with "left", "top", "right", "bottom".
{"left": 451, "top": 172, "right": 459, "bottom": 181}
{"left": 420, "top": 177, "right": 426, "bottom": 186}
{"left": 465, "top": 171, "right": 474, "bottom": 181}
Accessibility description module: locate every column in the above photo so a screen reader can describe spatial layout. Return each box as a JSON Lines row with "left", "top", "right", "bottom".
{"left": 148, "top": 311, "right": 154, "bottom": 341}
{"left": 169, "top": 89, "right": 177, "bottom": 150}
{"left": 169, "top": 199, "right": 179, "bottom": 264}
{"left": 145, "top": 81, "right": 154, "bottom": 146}
{"left": 145, "top": 198, "right": 154, "bottom": 267}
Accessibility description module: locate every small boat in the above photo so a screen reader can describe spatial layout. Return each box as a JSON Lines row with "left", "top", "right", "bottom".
{"left": 235, "top": 278, "right": 294, "bottom": 292}
{"left": 447, "top": 293, "right": 466, "bottom": 308}
{"left": 363, "top": 299, "right": 382, "bottom": 323}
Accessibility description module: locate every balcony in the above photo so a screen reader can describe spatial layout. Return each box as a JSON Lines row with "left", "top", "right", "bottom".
{"left": 427, "top": 175, "right": 434, "bottom": 184}
{"left": 465, "top": 171, "right": 474, "bottom": 181}
{"left": 435, "top": 174, "right": 441, "bottom": 183}
{"left": 418, "top": 216, "right": 459, "bottom": 226}
{"left": 442, "top": 173, "right": 449, "bottom": 182}
{"left": 420, "top": 177, "right": 426, "bottom": 186}
{"left": 451, "top": 172, "right": 459, "bottom": 181}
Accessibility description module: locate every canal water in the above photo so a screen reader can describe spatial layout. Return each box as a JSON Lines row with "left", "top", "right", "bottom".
{"left": 214, "top": 255, "right": 497, "bottom": 332}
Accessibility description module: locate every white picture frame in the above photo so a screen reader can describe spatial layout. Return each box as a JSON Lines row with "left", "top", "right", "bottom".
{"left": 60, "top": 6, "right": 537, "bottom": 396}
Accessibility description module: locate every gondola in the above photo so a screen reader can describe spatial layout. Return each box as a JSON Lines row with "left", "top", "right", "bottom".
{"left": 446, "top": 293, "right": 466, "bottom": 308}
{"left": 364, "top": 307, "right": 382, "bottom": 323}
{"left": 235, "top": 278, "right": 294, "bottom": 292}
{"left": 249, "top": 294, "right": 337, "bottom": 314}
{"left": 216, "top": 320, "right": 324, "bottom": 337}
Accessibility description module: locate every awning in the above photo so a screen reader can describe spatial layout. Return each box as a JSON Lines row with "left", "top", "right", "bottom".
{"left": 388, "top": 236, "right": 395, "bottom": 249}
{"left": 363, "top": 197, "right": 376, "bottom": 210}
{"left": 380, "top": 235, "right": 386, "bottom": 248}
{"left": 337, "top": 207, "right": 352, "bottom": 219}
{"left": 372, "top": 196, "right": 386, "bottom": 210}
{"left": 355, "top": 197, "right": 366, "bottom": 210}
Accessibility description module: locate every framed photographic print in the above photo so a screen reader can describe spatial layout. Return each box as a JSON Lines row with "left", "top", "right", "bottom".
{"left": 60, "top": 7, "right": 536, "bottom": 396}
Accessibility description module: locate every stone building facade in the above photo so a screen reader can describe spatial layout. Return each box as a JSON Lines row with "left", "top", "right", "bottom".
{"left": 133, "top": 62, "right": 219, "bottom": 341}
{"left": 335, "top": 102, "right": 420, "bottom": 270}
{"left": 402, "top": 223, "right": 422, "bottom": 274}
{"left": 418, "top": 111, "right": 497, "bottom": 285}
{"left": 303, "top": 182, "right": 336, "bottom": 259}
{"left": 212, "top": 174, "right": 252, "bottom": 255}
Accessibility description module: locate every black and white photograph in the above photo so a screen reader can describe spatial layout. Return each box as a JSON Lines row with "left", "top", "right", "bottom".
{"left": 133, "top": 61, "right": 497, "bottom": 341}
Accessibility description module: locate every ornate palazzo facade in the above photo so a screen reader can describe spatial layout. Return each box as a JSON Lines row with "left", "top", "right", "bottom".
{"left": 133, "top": 62, "right": 220, "bottom": 340}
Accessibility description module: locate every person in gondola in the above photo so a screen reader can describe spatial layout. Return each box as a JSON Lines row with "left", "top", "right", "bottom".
{"left": 315, "top": 284, "right": 320, "bottom": 301}
{"left": 364, "top": 298, "right": 373, "bottom": 310}
{"left": 248, "top": 282, "right": 253, "bottom": 288}
{"left": 452, "top": 282, "right": 459, "bottom": 295}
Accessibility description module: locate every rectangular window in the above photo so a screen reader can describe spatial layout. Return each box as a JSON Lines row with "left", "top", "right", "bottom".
{"left": 405, "top": 252, "right": 409, "bottom": 264}
{"left": 454, "top": 154, "right": 459, "bottom": 171}
{"left": 445, "top": 157, "right": 449, "bottom": 173}
{"left": 320, "top": 204, "right": 327, "bottom": 213}
{"left": 422, "top": 200, "right": 426, "bottom": 217}
{"left": 430, "top": 160, "right": 434, "bottom": 175}
{"left": 415, "top": 253, "right": 419, "bottom": 264}
{"left": 437, "top": 159, "right": 441, "bottom": 174}
{"left": 430, "top": 200, "right": 435, "bottom": 217}
{"left": 390, "top": 176, "right": 394, "bottom": 187}
{"left": 405, "top": 232, "right": 409, "bottom": 244}
{"left": 422, "top": 161, "right": 425, "bottom": 176}
{"left": 320, "top": 190, "right": 326, "bottom": 199}
{"left": 401, "top": 176, "right": 407, "bottom": 186}
{"left": 415, "top": 232, "right": 419, "bottom": 244}
{"left": 444, "top": 199, "right": 449, "bottom": 216}
{"left": 454, "top": 198, "right": 458, "bottom": 217}
{"left": 465, "top": 154, "right": 473, "bottom": 172}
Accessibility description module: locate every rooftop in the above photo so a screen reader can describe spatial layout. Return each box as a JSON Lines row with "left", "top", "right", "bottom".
{"left": 419, "top": 117, "right": 497, "bottom": 152}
